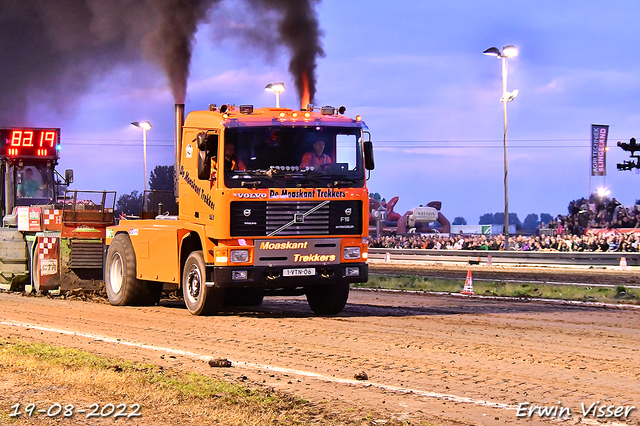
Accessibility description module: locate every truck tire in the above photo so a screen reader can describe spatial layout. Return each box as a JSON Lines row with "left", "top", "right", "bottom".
{"left": 105, "top": 233, "right": 152, "bottom": 306}
{"left": 305, "top": 281, "right": 350, "bottom": 315}
{"left": 224, "top": 288, "right": 264, "bottom": 307}
{"left": 182, "top": 251, "right": 223, "bottom": 315}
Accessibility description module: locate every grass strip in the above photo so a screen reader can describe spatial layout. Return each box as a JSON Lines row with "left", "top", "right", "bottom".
{"left": 357, "top": 274, "right": 640, "bottom": 304}
{"left": 0, "top": 338, "right": 407, "bottom": 425}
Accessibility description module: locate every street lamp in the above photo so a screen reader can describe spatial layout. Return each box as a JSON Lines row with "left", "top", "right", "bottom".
{"left": 265, "top": 82, "right": 285, "bottom": 107}
{"left": 131, "top": 121, "right": 152, "bottom": 193}
{"left": 484, "top": 45, "right": 518, "bottom": 249}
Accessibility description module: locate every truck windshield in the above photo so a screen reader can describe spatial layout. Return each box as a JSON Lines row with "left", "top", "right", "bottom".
{"left": 15, "top": 163, "right": 54, "bottom": 205}
{"left": 223, "top": 126, "right": 365, "bottom": 189}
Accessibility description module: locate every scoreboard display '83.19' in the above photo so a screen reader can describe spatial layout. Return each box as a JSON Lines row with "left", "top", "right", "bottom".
{"left": 0, "top": 128, "right": 60, "bottom": 160}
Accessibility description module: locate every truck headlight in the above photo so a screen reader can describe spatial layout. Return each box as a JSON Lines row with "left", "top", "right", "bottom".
{"left": 343, "top": 246, "right": 360, "bottom": 259}
{"left": 230, "top": 249, "right": 249, "bottom": 263}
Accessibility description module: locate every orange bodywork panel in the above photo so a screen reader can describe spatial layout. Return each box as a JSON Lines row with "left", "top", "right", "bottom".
{"left": 106, "top": 220, "right": 209, "bottom": 284}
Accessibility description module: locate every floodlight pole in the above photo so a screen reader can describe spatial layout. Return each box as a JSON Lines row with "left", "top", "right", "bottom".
{"left": 143, "top": 128, "right": 148, "bottom": 193}
{"left": 501, "top": 55, "right": 510, "bottom": 250}
{"left": 132, "top": 121, "right": 152, "bottom": 194}
{"left": 484, "top": 45, "right": 517, "bottom": 250}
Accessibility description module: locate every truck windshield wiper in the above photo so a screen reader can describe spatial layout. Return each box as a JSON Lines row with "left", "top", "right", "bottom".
{"left": 329, "top": 178, "right": 360, "bottom": 188}
{"left": 240, "top": 180, "right": 261, "bottom": 188}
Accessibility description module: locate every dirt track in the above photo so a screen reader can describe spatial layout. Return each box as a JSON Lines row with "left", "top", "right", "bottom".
{"left": 369, "top": 259, "right": 640, "bottom": 286}
{"left": 1, "top": 290, "right": 639, "bottom": 425}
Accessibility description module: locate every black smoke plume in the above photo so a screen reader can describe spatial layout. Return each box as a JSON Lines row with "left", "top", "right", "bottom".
{"left": 250, "top": 0, "right": 325, "bottom": 105}
{"left": 0, "top": 0, "right": 323, "bottom": 124}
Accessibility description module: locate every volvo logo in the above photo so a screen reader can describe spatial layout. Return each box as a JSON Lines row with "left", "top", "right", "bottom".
{"left": 237, "top": 192, "right": 267, "bottom": 199}
{"left": 243, "top": 209, "right": 251, "bottom": 217}
{"left": 345, "top": 208, "right": 352, "bottom": 216}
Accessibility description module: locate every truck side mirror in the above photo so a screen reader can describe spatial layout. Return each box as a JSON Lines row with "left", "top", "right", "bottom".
{"left": 198, "top": 150, "right": 211, "bottom": 180}
{"left": 364, "top": 141, "right": 375, "bottom": 170}
{"left": 196, "top": 133, "right": 207, "bottom": 151}
{"left": 65, "top": 169, "right": 74, "bottom": 185}
{"left": 197, "top": 134, "right": 219, "bottom": 180}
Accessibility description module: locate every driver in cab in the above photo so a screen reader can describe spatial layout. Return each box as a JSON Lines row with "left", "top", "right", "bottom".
{"left": 210, "top": 141, "right": 245, "bottom": 185}
{"left": 211, "top": 141, "right": 245, "bottom": 175}
{"left": 300, "top": 140, "right": 332, "bottom": 170}
{"left": 17, "top": 167, "right": 46, "bottom": 198}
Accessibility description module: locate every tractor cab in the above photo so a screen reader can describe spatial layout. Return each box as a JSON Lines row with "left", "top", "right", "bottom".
{"left": 0, "top": 128, "right": 71, "bottom": 221}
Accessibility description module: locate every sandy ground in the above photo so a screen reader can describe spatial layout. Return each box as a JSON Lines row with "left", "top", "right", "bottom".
{"left": 1, "top": 290, "right": 639, "bottom": 426}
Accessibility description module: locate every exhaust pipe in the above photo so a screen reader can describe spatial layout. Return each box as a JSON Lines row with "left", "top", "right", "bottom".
{"left": 174, "top": 103, "right": 185, "bottom": 200}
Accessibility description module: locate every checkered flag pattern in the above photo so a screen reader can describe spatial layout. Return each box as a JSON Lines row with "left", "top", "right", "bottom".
{"left": 43, "top": 209, "right": 62, "bottom": 226}
{"left": 38, "top": 237, "right": 57, "bottom": 260}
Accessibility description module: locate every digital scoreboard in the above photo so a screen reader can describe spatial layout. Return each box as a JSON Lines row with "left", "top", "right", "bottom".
{"left": 0, "top": 128, "right": 60, "bottom": 160}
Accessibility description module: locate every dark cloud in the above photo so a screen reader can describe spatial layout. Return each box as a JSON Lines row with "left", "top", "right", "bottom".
{"left": 0, "top": 0, "right": 323, "bottom": 124}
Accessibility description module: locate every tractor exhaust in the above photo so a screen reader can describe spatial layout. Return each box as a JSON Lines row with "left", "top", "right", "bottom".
{"left": 174, "top": 103, "right": 185, "bottom": 200}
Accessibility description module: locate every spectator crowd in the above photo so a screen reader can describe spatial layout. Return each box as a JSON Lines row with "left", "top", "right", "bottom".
{"left": 368, "top": 233, "right": 640, "bottom": 252}
{"left": 369, "top": 197, "right": 640, "bottom": 253}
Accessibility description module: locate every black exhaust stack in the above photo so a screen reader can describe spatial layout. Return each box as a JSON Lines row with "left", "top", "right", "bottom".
{"left": 174, "top": 103, "right": 185, "bottom": 201}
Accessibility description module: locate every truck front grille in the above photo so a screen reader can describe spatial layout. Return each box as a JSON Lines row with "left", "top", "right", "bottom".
{"left": 230, "top": 200, "right": 362, "bottom": 237}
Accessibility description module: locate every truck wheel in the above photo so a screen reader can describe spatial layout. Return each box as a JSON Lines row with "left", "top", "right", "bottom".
{"left": 182, "top": 251, "right": 223, "bottom": 315}
{"left": 305, "top": 281, "right": 350, "bottom": 315}
{"left": 105, "top": 233, "right": 145, "bottom": 306}
{"left": 224, "top": 289, "right": 264, "bottom": 307}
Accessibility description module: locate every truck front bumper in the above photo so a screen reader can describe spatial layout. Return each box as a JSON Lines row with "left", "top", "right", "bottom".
{"left": 207, "top": 262, "right": 368, "bottom": 288}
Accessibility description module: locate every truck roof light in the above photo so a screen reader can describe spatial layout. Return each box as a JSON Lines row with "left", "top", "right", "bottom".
{"left": 239, "top": 105, "right": 253, "bottom": 114}
{"left": 209, "top": 104, "right": 217, "bottom": 111}
{"left": 279, "top": 112, "right": 286, "bottom": 118}
{"left": 356, "top": 115, "right": 362, "bottom": 122}
{"left": 292, "top": 112, "right": 298, "bottom": 119}
{"left": 304, "top": 112, "right": 311, "bottom": 118}
{"left": 321, "top": 106, "right": 335, "bottom": 115}
{"left": 338, "top": 106, "right": 346, "bottom": 114}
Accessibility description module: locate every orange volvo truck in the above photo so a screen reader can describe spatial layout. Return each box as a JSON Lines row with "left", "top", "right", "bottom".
{"left": 104, "top": 103, "right": 374, "bottom": 315}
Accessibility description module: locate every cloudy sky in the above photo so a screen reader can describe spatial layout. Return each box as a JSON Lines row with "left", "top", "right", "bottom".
{"left": 11, "top": 0, "right": 640, "bottom": 224}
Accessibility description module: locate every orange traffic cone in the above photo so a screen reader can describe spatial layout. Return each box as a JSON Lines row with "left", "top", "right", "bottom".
{"left": 461, "top": 270, "right": 474, "bottom": 295}
{"left": 620, "top": 257, "right": 628, "bottom": 270}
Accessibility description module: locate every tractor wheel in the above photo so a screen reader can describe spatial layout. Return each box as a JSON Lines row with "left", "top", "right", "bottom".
{"left": 182, "top": 251, "right": 223, "bottom": 315}
{"left": 305, "top": 281, "right": 350, "bottom": 315}
{"left": 30, "top": 253, "right": 41, "bottom": 293}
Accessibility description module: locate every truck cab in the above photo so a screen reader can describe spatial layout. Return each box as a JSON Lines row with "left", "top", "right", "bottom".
{"left": 104, "top": 104, "right": 374, "bottom": 315}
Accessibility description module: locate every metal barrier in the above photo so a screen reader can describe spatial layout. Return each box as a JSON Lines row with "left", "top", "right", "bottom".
{"left": 368, "top": 248, "right": 640, "bottom": 267}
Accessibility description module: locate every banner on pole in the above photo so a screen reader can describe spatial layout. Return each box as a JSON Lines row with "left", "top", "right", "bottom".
{"left": 591, "top": 124, "right": 609, "bottom": 176}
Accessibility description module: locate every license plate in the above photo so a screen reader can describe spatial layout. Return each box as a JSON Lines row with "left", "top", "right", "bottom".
{"left": 283, "top": 267, "right": 316, "bottom": 277}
